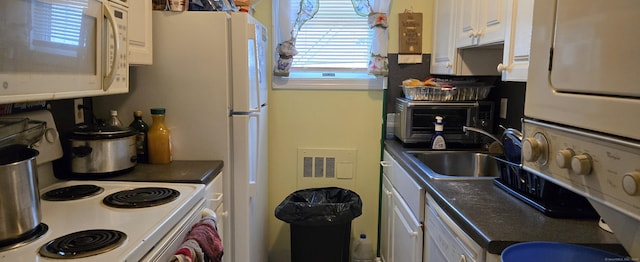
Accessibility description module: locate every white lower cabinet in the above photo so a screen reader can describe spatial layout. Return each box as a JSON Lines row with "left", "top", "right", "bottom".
{"left": 380, "top": 150, "right": 424, "bottom": 262}
{"left": 392, "top": 183, "right": 423, "bottom": 262}
{"left": 380, "top": 176, "right": 393, "bottom": 261}
{"left": 382, "top": 150, "right": 500, "bottom": 262}
{"left": 380, "top": 175, "right": 424, "bottom": 262}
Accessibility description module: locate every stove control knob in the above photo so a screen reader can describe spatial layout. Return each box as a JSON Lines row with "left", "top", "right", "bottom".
{"left": 522, "top": 133, "right": 548, "bottom": 165}
{"left": 556, "top": 149, "right": 575, "bottom": 169}
{"left": 622, "top": 172, "right": 640, "bottom": 196}
{"left": 571, "top": 154, "right": 592, "bottom": 175}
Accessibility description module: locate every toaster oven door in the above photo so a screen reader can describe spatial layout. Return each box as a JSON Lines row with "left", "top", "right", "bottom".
{"left": 395, "top": 99, "right": 488, "bottom": 145}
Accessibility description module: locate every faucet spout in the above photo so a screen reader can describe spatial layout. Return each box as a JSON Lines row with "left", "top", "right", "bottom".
{"left": 463, "top": 126, "right": 503, "bottom": 147}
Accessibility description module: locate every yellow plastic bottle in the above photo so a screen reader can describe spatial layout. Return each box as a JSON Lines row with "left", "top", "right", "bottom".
{"left": 147, "top": 108, "right": 172, "bottom": 164}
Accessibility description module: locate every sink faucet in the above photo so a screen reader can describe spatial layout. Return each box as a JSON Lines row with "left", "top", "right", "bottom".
{"left": 462, "top": 126, "right": 503, "bottom": 147}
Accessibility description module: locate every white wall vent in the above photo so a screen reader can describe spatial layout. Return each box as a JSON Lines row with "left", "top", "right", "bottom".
{"left": 297, "top": 148, "right": 357, "bottom": 189}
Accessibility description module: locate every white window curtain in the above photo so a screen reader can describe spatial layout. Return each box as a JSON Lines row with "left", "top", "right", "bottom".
{"left": 273, "top": 0, "right": 392, "bottom": 77}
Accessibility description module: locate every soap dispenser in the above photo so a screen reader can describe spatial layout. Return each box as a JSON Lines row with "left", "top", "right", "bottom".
{"left": 431, "top": 116, "right": 446, "bottom": 149}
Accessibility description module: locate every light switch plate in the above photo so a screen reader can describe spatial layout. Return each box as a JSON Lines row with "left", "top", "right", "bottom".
{"left": 500, "top": 98, "right": 508, "bottom": 119}
{"left": 74, "top": 98, "right": 84, "bottom": 124}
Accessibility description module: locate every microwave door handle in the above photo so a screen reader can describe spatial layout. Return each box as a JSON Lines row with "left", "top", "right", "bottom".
{"left": 102, "top": 3, "right": 120, "bottom": 91}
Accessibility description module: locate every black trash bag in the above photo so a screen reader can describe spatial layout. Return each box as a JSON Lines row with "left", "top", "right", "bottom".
{"left": 275, "top": 187, "right": 362, "bottom": 226}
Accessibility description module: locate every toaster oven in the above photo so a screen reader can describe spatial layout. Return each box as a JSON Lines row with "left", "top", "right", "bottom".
{"left": 394, "top": 98, "right": 494, "bottom": 145}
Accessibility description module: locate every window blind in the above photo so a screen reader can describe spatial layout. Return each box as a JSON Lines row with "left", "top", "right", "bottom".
{"left": 292, "top": 0, "right": 372, "bottom": 70}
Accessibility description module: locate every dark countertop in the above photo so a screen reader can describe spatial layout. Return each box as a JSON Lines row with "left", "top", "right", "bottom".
{"left": 67, "top": 160, "right": 224, "bottom": 185}
{"left": 385, "top": 139, "right": 627, "bottom": 256}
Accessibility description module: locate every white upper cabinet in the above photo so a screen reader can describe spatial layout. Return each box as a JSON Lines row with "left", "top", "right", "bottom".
{"left": 431, "top": 0, "right": 504, "bottom": 76}
{"left": 128, "top": 0, "right": 153, "bottom": 65}
{"left": 456, "top": 0, "right": 508, "bottom": 48}
{"left": 498, "top": 0, "right": 534, "bottom": 81}
{"left": 431, "top": 0, "right": 458, "bottom": 75}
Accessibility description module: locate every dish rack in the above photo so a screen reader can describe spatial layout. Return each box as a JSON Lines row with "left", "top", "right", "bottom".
{"left": 401, "top": 83, "right": 493, "bottom": 101}
{"left": 0, "top": 118, "right": 47, "bottom": 148}
{"left": 492, "top": 157, "right": 598, "bottom": 219}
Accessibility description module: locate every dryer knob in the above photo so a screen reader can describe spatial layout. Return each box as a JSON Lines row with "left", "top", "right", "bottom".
{"left": 622, "top": 172, "right": 640, "bottom": 196}
{"left": 556, "top": 149, "right": 575, "bottom": 169}
{"left": 571, "top": 154, "right": 592, "bottom": 175}
{"left": 522, "top": 132, "right": 548, "bottom": 166}
{"left": 522, "top": 138, "right": 541, "bottom": 162}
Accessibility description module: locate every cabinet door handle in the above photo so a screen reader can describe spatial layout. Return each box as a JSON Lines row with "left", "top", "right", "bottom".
{"left": 380, "top": 161, "right": 392, "bottom": 167}
{"left": 497, "top": 63, "right": 508, "bottom": 72}
{"left": 409, "top": 231, "right": 419, "bottom": 237}
{"left": 468, "top": 31, "right": 476, "bottom": 38}
{"left": 210, "top": 193, "right": 223, "bottom": 207}
{"left": 459, "top": 254, "right": 467, "bottom": 262}
{"left": 384, "top": 189, "right": 392, "bottom": 197}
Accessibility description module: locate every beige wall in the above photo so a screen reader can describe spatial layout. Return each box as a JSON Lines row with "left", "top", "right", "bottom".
{"left": 252, "top": 0, "right": 433, "bottom": 261}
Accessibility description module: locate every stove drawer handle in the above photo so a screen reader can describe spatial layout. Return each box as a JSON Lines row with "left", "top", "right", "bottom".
{"left": 71, "top": 146, "right": 92, "bottom": 157}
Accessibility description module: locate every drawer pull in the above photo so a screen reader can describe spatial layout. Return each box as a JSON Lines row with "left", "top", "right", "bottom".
{"left": 210, "top": 193, "right": 223, "bottom": 202}
{"left": 209, "top": 193, "right": 223, "bottom": 208}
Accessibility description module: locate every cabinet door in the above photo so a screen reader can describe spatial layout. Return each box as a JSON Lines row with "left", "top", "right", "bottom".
{"left": 380, "top": 176, "right": 394, "bottom": 262}
{"left": 456, "top": 0, "right": 507, "bottom": 48}
{"left": 499, "top": 0, "right": 534, "bottom": 81}
{"left": 129, "top": 0, "right": 153, "bottom": 65}
{"left": 431, "top": 0, "right": 458, "bottom": 75}
{"left": 391, "top": 186, "right": 423, "bottom": 262}
{"left": 479, "top": 0, "right": 508, "bottom": 45}
{"left": 456, "top": 0, "right": 480, "bottom": 47}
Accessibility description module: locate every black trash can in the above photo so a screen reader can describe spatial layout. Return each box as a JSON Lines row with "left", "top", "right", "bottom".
{"left": 275, "top": 187, "right": 362, "bottom": 262}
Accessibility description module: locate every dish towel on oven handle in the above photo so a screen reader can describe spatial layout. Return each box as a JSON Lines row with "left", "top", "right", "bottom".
{"left": 170, "top": 208, "right": 223, "bottom": 262}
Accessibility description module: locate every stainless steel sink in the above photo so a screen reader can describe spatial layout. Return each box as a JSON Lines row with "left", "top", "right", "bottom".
{"left": 405, "top": 151, "right": 501, "bottom": 180}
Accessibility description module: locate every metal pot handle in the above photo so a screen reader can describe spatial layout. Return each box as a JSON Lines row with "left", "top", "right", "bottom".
{"left": 71, "top": 146, "right": 92, "bottom": 158}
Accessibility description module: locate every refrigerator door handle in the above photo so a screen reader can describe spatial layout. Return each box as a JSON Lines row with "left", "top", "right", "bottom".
{"left": 248, "top": 24, "right": 262, "bottom": 113}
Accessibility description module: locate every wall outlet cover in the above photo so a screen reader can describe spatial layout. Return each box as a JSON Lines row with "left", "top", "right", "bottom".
{"left": 500, "top": 98, "right": 508, "bottom": 119}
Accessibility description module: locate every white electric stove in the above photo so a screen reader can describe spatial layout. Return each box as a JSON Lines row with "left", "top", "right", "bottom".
{"left": 0, "top": 180, "right": 205, "bottom": 262}
{"left": 0, "top": 110, "right": 207, "bottom": 261}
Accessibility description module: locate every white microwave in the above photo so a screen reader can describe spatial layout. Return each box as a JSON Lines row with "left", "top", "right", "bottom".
{"left": 0, "top": 0, "right": 128, "bottom": 104}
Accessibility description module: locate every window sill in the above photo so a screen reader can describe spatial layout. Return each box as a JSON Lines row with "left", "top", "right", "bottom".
{"left": 272, "top": 72, "right": 387, "bottom": 90}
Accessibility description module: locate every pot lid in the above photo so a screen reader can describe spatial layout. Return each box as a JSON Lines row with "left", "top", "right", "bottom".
{"left": 71, "top": 124, "right": 135, "bottom": 139}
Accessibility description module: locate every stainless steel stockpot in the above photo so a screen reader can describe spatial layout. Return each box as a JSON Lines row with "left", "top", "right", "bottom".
{"left": 0, "top": 144, "right": 40, "bottom": 242}
{"left": 69, "top": 124, "right": 137, "bottom": 176}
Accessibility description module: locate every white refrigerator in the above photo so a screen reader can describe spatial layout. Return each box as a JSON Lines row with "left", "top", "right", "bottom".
{"left": 93, "top": 11, "right": 268, "bottom": 262}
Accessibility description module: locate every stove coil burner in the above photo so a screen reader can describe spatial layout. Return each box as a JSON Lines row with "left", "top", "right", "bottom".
{"left": 41, "top": 185, "right": 104, "bottom": 201}
{"left": 38, "top": 229, "right": 126, "bottom": 259}
{"left": 0, "top": 224, "right": 49, "bottom": 252}
{"left": 103, "top": 187, "right": 180, "bottom": 208}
